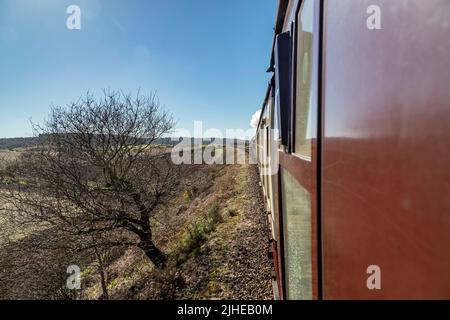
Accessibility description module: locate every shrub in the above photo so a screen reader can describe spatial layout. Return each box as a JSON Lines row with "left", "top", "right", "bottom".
{"left": 172, "top": 203, "right": 222, "bottom": 266}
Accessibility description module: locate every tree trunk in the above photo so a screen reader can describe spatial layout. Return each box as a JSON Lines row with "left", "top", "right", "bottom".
{"left": 99, "top": 269, "right": 109, "bottom": 300}
{"left": 93, "top": 243, "right": 110, "bottom": 300}
{"left": 139, "top": 236, "right": 167, "bottom": 269}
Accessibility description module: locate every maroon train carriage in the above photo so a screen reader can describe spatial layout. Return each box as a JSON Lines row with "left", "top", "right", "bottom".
{"left": 256, "top": 0, "right": 450, "bottom": 300}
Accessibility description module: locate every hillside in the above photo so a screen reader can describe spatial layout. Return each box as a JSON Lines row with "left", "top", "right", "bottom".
{"left": 0, "top": 137, "right": 40, "bottom": 150}
{"left": 0, "top": 161, "right": 273, "bottom": 300}
{"left": 79, "top": 163, "right": 273, "bottom": 300}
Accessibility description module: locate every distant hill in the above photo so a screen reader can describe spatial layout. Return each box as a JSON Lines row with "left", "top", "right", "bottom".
{"left": 0, "top": 137, "right": 41, "bottom": 150}
{"left": 0, "top": 136, "right": 249, "bottom": 150}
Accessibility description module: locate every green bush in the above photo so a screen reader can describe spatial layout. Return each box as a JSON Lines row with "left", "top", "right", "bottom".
{"left": 207, "top": 203, "right": 222, "bottom": 225}
{"left": 173, "top": 203, "right": 222, "bottom": 266}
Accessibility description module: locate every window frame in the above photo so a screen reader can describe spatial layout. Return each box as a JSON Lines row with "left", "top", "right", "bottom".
{"left": 292, "top": 0, "right": 317, "bottom": 161}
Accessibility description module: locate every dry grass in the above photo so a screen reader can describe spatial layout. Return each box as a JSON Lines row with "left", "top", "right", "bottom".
{"left": 0, "top": 149, "right": 21, "bottom": 164}
{"left": 0, "top": 147, "right": 272, "bottom": 300}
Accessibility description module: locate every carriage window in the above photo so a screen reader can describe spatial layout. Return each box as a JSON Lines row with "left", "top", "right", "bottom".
{"left": 275, "top": 32, "right": 292, "bottom": 148}
{"left": 295, "top": 0, "right": 314, "bottom": 159}
{"left": 281, "top": 168, "right": 312, "bottom": 300}
{"left": 273, "top": 92, "right": 280, "bottom": 142}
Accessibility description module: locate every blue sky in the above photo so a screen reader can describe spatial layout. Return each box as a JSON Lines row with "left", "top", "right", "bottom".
{"left": 0, "top": 0, "right": 276, "bottom": 138}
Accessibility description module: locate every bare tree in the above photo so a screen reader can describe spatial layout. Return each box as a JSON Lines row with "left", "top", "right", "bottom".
{"left": 0, "top": 90, "right": 178, "bottom": 270}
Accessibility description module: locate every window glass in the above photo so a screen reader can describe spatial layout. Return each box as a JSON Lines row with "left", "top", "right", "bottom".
{"left": 281, "top": 168, "right": 312, "bottom": 300}
{"left": 295, "top": 0, "right": 314, "bottom": 158}
{"left": 273, "top": 92, "right": 280, "bottom": 142}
